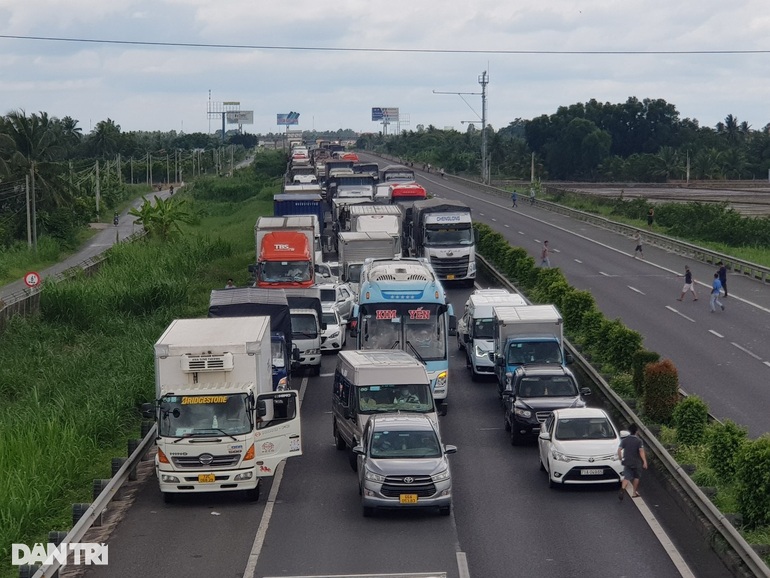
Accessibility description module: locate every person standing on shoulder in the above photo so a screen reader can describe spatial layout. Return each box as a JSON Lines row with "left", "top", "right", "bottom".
{"left": 717, "top": 262, "right": 728, "bottom": 297}
{"left": 529, "top": 187, "right": 536, "bottom": 206}
{"left": 677, "top": 266, "right": 698, "bottom": 301}
{"left": 540, "top": 240, "right": 551, "bottom": 268}
{"left": 511, "top": 190, "right": 518, "bottom": 208}
{"left": 618, "top": 423, "right": 647, "bottom": 500}
{"left": 632, "top": 232, "right": 644, "bottom": 259}
{"left": 646, "top": 207, "right": 655, "bottom": 229}
{"left": 710, "top": 273, "right": 725, "bottom": 313}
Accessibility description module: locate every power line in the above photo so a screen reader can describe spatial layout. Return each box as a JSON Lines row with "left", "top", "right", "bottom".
{"left": 1, "top": 34, "right": 769, "bottom": 55}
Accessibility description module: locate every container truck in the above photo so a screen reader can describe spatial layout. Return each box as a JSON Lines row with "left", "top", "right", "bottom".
{"left": 493, "top": 304, "right": 573, "bottom": 396}
{"left": 208, "top": 287, "right": 298, "bottom": 391}
{"left": 142, "top": 317, "right": 302, "bottom": 503}
{"left": 403, "top": 198, "right": 476, "bottom": 284}
{"left": 347, "top": 204, "right": 402, "bottom": 256}
{"left": 337, "top": 231, "right": 398, "bottom": 295}
{"left": 254, "top": 215, "right": 316, "bottom": 288}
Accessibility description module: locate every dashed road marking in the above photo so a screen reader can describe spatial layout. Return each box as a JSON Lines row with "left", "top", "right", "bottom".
{"left": 731, "top": 342, "right": 762, "bottom": 360}
{"left": 574, "top": 259, "right": 583, "bottom": 264}
{"left": 709, "top": 330, "right": 724, "bottom": 338}
{"left": 665, "top": 306, "right": 695, "bottom": 322}
{"left": 628, "top": 286, "right": 645, "bottom": 295}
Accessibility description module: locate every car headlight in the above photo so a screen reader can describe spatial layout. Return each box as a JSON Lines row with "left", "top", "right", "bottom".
{"left": 514, "top": 408, "right": 532, "bottom": 419}
{"left": 364, "top": 469, "right": 385, "bottom": 483}
{"left": 328, "top": 331, "right": 340, "bottom": 339}
{"left": 431, "top": 469, "right": 450, "bottom": 482}
{"left": 550, "top": 448, "right": 572, "bottom": 462}
{"left": 436, "top": 371, "right": 447, "bottom": 387}
{"left": 306, "top": 348, "right": 320, "bottom": 355}
{"left": 474, "top": 345, "right": 489, "bottom": 359}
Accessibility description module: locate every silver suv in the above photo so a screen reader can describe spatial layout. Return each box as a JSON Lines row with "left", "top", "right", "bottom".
{"left": 353, "top": 414, "right": 457, "bottom": 517}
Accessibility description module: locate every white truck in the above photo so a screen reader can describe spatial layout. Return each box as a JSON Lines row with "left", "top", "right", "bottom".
{"left": 492, "top": 304, "right": 572, "bottom": 396}
{"left": 144, "top": 317, "right": 302, "bottom": 503}
{"left": 457, "top": 289, "right": 528, "bottom": 380}
{"left": 284, "top": 287, "right": 325, "bottom": 376}
{"left": 347, "top": 204, "right": 403, "bottom": 256}
{"left": 337, "top": 231, "right": 398, "bottom": 295}
{"left": 403, "top": 198, "right": 476, "bottom": 285}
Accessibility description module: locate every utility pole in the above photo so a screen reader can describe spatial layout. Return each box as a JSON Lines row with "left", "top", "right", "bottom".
{"left": 434, "top": 70, "right": 490, "bottom": 184}
{"left": 95, "top": 160, "right": 100, "bottom": 216}
{"left": 25, "top": 174, "right": 32, "bottom": 248}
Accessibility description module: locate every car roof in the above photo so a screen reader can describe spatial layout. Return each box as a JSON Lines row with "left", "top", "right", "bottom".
{"left": 369, "top": 413, "right": 436, "bottom": 433}
{"left": 552, "top": 407, "right": 609, "bottom": 420}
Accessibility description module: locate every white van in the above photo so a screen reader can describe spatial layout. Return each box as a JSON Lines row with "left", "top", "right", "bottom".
{"left": 458, "top": 289, "right": 527, "bottom": 380}
{"left": 332, "top": 350, "right": 436, "bottom": 471}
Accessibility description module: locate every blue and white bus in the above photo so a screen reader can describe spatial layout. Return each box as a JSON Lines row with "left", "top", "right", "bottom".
{"left": 352, "top": 258, "right": 456, "bottom": 413}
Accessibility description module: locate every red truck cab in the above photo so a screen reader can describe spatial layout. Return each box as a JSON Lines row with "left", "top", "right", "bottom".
{"left": 257, "top": 231, "right": 313, "bottom": 288}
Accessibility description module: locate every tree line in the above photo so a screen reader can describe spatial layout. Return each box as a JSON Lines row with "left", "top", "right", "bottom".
{"left": 358, "top": 97, "right": 770, "bottom": 183}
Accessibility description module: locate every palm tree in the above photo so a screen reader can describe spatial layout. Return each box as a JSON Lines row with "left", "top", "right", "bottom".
{"left": 89, "top": 118, "right": 122, "bottom": 158}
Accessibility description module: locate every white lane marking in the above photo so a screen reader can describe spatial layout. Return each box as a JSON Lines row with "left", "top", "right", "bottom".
{"left": 624, "top": 487, "right": 696, "bottom": 578}
{"left": 437, "top": 184, "right": 770, "bottom": 315}
{"left": 491, "top": 218, "right": 497, "bottom": 222}
{"left": 574, "top": 259, "right": 583, "bottom": 264}
{"left": 628, "top": 286, "right": 645, "bottom": 295}
{"left": 504, "top": 224, "right": 510, "bottom": 228}
{"left": 518, "top": 231, "right": 525, "bottom": 235}
{"left": 600, "top": 271, "right": 611, "bottom": 277}
{"left": 764, "top": 361, "right": 770, "bottom": 368}
{"left": 457, "top": 552, "right": 471, "bottom": 578}
{"left": 665, "top": 306, "right": 695, "bottom": 322}
{"left": 320, "top": 372, "right": 334, "bottom": 377}
{"left": 709, "top": 330, "right": 724, "bottom": 338}
{"left": 731, "top": 342, "right": 762, "bottom": 360}
{"left": 243, "top": 376, "right": 308, "bottom": 578}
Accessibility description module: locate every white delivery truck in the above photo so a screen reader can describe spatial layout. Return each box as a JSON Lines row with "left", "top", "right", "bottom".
{"left": 284, "top": 287, "right": 325, "bottom": 376}
{"left": 457, "top": 289, "right": 528, "bottom": 380}
{"left": 403, "top": 198, "right": 476, "bottom": 285}
{"left": 337, "top": 231, "right": 397, "bottom": 296}
{"left": 347, "top": 204, "right": 403, "bottom": 257}
{"left": 331, "top": 349, "right": 436, "bottom": 471}
{"left": 144, "top": 317, "right": 302, "bottom": 503}
{"left": 493, "top": 304, "right": 572, "bottom": 396}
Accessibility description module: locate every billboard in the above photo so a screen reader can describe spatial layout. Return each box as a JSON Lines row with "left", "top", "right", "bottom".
{"left": 372, "top": 107, "right": 399, "bottom": 122}
{"left": 277, "top": 112, "right": 300, "bottom": 126}
{"left": 227, "top": 111, "right": 254, "bottom": 124}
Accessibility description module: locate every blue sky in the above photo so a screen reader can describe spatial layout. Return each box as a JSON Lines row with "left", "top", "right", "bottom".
{"left": 2, "top": 0, "right": 769, "bottom": 136}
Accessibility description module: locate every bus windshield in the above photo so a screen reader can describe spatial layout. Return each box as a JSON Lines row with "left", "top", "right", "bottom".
{"left": 358, "top": 303, "right": 447, "bottom": 361}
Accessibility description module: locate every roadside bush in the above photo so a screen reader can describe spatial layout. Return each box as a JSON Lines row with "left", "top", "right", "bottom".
{"left": 672, "top": 395, "right": 709, "bottom": 446}
{"left": 608, "top": 372, "right": 635, "bottom": 399}
{"left": 604, "top": 323, "right": 643, "bottom": 373}
{"left": 561, "top": 289, "right": 595, "bottom": 334}
{"left": 632, "top": 350, "right": 661, "bottom": 396}
{"left": 642, "top": 359, "right": 679, "bottom": 424}
{"left": 575, "top": 308, "right": 603, "bottom": 350}
{"left": 707, "top": 420, "right": 748, "bottom": 483}
{"left": 735, "top": 436, "right": 770, "bottom": 529}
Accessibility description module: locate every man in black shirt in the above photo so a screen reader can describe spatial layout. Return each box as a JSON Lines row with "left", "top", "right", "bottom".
{"left": 618, "top": 423, "right": 648, "bottom": 500}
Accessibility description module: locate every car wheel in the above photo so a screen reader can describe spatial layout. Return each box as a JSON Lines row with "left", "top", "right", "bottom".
{"left": 348, "top": 450, "right": 358, "bottom": 472}
{"left": 363, "top": 505, "right": 375, "bottom": 517}
{"left": 333, "top": 423, "right": 346, "bottom": 450}
{"left": 438, "top": 504, "right": 451, "bottom": 516}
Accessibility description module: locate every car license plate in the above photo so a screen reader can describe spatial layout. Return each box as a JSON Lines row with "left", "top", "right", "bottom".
{"left": 399, "top": 494, "right": 418, "bottom": 504}
{"left": 581, "top": 469, "right": 603, "bottom": 476}
{"left": 198, "top": 474, "right": 216, "bottom": 483}
{"left": 447, "top": 274, "right": 455, "bottom": 280}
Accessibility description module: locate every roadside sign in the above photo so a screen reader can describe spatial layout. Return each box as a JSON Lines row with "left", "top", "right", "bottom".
{"left": 24, "top": 271, "right": 41, "bottom": 288}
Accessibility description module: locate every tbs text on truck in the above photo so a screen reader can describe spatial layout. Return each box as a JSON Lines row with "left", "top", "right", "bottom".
{"left": 143, "top": 317, "right": 302, "bottom": 503}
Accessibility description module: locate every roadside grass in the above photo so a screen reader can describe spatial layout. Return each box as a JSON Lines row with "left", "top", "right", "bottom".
{"left": 0, "top": 186, "right": 274, "bottom": 577}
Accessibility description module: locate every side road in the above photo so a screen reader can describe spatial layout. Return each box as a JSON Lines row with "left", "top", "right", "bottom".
{"left": 0, "top": 187, "right": 177, "bottom": 303}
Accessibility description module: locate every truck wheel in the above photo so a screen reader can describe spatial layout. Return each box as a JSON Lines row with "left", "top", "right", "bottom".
{"left": 245, "top": 482, "right": 261, "bottom": 502}
{"left": 334, "top": 423, "right": 346, "bottom": 450}
{"left": 349, "top": 450, "right": 358, "bottom": 472}
{"left": 163, "top": 492, "right": 175, "bottom": 504}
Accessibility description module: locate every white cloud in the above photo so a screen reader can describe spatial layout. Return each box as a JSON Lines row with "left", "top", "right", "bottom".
{"left": 1, "top": 0, "right": 769, "bottom": 134}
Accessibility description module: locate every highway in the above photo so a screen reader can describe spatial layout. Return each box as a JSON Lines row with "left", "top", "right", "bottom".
{"left": 82, "top": 159, "right": 754, "bottom": 578}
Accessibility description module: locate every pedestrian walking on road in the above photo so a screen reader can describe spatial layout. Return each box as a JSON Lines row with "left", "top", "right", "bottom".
{"left": 618, "top": 423, "right": 647, "bottom": 500}
{"left": 677, "top": 266, "right": 698, "bottom": 301}
{"left": 632, "top": 232, "right": 644, "bottom": 259}
{"left": 646, "top": 207, "right": 655, "bottom": 229}
{"left": 511, "top": 191, "right": 518, "bottom": 208}
{"left": 540, "top": 240, "right": 551, "bottom": 268}
{"left": 717, "top": 262, "right": 728, "bottom": 297}
{"left": 710, "top": 273, "right": 725, "bottom": 313}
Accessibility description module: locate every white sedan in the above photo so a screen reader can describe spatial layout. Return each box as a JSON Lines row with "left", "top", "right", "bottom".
{"left": 538, "top": 407, "right": 623, "bottom": 488}
{"left": 321, "top": 307, "right": 347, "bottom": 352}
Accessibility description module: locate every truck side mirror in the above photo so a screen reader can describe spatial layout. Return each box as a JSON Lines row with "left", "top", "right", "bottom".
{"left": 248, "top": 264, "right": 257, "bottom": 274}
{"left": 448, "top": 314, "right": 457, "bottom": 336}
{"left": 565, "top": 353, "right": 574, "bottom": 364}
{"left": 257, "top": 399, "right": 267, "bottom": 417}
{"left": 140, "top": 402, "right": 155, "bottom": 419}
{"left": 580, "top": 387, "right": 592, "bottom": 397}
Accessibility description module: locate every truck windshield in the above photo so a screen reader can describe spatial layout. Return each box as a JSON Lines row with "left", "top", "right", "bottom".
{"left": 346, "top": 264, "right": 362, "bottom": 284}
{"left": 424, "top": 225, "right": 474, "bottom": 246}
{"left": 291, "top": 314, "right": 318, "bottom": 339}
{"left": 357, "top": 384, "right": 434, "bottom": 415}
{"left": 271, "top": 339, "right": 285, "bottom": 368}
{"left": 159, "top": 394, "right": 251, "bottom": 437}
{"left": 472, "top": 318, "right": 494, "bottom": 339}
{"left": 507, "top": 341, "right": 563, "bottom": 365}
{"left": 259, "top": 261, "right": 312, "bottom": 283}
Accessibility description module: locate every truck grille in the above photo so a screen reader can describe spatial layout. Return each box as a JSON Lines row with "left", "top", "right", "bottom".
{"left": 536, "top": 411, "right": 552, "bottom": 423}
{"left": 172, "top": 454, "right": 240, "bottom": 468}
{"left": 429, "top": 255, "right": 470, "bottom": 278}
{"left": 381, "top": 475, "right": 436, "bottom": 497}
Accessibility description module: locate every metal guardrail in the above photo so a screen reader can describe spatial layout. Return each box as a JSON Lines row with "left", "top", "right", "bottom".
{"left": 30, "top": 423, "right": 157, "bottom": 578}
{"left": 477, "top": 252, "right": 770, "bottom": 578}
